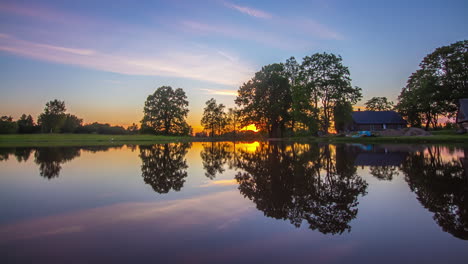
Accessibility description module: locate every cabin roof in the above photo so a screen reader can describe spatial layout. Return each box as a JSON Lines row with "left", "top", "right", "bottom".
{"left": 352, "top": 111, "right": 407, "bottom": 124}
{"left": 456, "top": 99, "right": 468, "bottom": 123}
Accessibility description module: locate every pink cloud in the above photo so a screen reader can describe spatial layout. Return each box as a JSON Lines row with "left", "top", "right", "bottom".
{"left": 0, "top": 34, "right": 253, "bottom": 86}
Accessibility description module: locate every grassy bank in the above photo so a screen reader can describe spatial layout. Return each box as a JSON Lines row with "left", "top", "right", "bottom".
{"left": 0, "top": 132, "right": 467, "bottom": 147}
{"left": 290, "top": 133, "right": 468, "bottom": 144}
{"left": 0, "top": 134, "right": 193, "bottom": 147}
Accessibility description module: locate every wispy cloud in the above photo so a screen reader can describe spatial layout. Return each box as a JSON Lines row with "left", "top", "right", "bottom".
{"left": 0, "top": 34, "right": 253, "bottom": 86}
{"left": 200, "top": 88, "right": 238, "bottom": 96}
{"left": 224, "top": 1, "right": 272, "bottom": 19}
{"left": 220, "top": 1, "right": 342, "bottom": 41}
{"left": 181, "top": 20, "right": 312, "bottom": 50}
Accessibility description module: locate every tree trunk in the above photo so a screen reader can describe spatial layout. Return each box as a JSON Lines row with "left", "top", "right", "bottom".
{"left": 425, "top": 116, "right": 431, "bottom": 131}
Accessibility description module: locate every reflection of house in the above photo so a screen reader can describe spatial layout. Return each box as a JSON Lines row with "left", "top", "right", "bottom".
{"left": 456, "top": 99, "right": 468, "bottom": 130}
{"left": 349, "top": 111, "right": 407, "bottom": 131}
{"left": 349, "top": 144, "right": 411, "bottom": 167}
{"left": 354, "top": 153, "right": 407, "bottom": 167}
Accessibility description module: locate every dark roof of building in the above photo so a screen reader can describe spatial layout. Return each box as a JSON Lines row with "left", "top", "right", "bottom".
{"left": 456, "top": 99, "right": 468, "bottom": 123}
{"left": 352, "top": 111, "right": 407, "bottom": 124}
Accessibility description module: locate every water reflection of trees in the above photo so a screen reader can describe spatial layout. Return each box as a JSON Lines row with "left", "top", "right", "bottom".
{"left": 369, "top": 166, "right": 399, "bottom": 181}
{"left": 139, "top": 143, "right": 191, "bottom": 194}
{"left": 0, "top": 146, "right": 121, "bottom": 179}
{"left": 200, "top": 142, "right": 233, "bottom": 179}
{"left": 401, "top": 147, "right": 468, "bottom": 240}
{"left": 34, "top": 147, "right": 81, "bottom": 179}
{"left": 234, "top": 143, "right": 368, "bottom": 234}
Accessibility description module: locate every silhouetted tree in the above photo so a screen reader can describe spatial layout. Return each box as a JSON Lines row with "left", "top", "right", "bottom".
{"left": 201, "top": 98, "right": 227, "bottom": 137}
{"left": 38, "top": 99, "right": 67, "bottom": 133}
{"left": 235, "top": 64, "right": 291, "bottom": 137}
{"left": 141, "top": 86, "right": 190, "bottom": 135}
{"left": 0, "top": 116, "right": 18, "bottom": 134}
{"left": 396, "top": 40, "right": 468, "bottom": 129}
{"left": 365, "top": 97, "right": 394, "bottom": 111}
{"left": 61, "top": 114, "right": 83, "bottom": 133}
{"left": 17, "top": 114, "right": 37, "bottom": 133}
{"left": 139, "top": 143, "right": 191, "bottom": 193}
{"left": 286, "top": 56, "right": 318, "bottom": 135}
{"left": 300, "top": 53, "right": 362, "bottom": 133}
{"left": 127, "top": 123, "right": 139, "bottom": 134}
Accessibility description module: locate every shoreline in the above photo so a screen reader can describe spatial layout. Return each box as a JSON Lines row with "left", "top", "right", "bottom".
{"left": 0, "top": 133, "right": 467, "bottom": 147}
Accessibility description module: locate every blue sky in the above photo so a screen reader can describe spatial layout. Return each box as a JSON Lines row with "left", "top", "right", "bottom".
{"left": 0, "top": 0, "right": 466, "bottom": 129}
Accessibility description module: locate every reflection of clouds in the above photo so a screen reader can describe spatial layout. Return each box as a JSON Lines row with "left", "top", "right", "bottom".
{"left": 0, "top": 190, "right": 252, "bottom": 243}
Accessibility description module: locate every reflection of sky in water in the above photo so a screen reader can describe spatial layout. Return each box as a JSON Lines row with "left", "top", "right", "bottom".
{"left": 0, "top": 143, "right": 467, "bottom": 263}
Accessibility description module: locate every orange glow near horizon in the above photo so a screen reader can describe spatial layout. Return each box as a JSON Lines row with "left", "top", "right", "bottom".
{"left": 240, "top": 124, "right": 259, "bottom": 132}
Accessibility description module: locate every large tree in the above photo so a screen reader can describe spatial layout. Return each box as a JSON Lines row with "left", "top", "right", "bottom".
{"left": 285, "top": 56, "right": 318, "bottom": 134}
{"left": 235, "top": 63, "right": 292, "bottom": 137}
{"left": 397, "top": 69, "right": 453, "bottom": 129}
{"left": 365, "top": 97, "right": 394, "bottom": 111}
{"left": 300, "top": 53, "right": 362, "bottom": 133}
{"left": 396, "top": 40, "right": 468, "bottom": 129}
{"left": 201, "top": 98, "right": 227, "bottom": 137}
{"left": 141, "top": 86, "right": 190, "bottom": 135}
{"left": 38, "top": 99, "right": 67, "bottom": 133}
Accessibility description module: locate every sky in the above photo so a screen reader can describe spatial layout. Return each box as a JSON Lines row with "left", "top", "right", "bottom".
{"left": 0, "top": 0, "right": 467, "bottom": 131}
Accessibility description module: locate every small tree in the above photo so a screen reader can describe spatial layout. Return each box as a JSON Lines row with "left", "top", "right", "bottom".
{"left": 61, "top": 114, "right": 83, "bottom": 133}
{"left": 38, "top": 99, "right": 67, "bottom": 133}
{"left": 201, "top": 98, "right": 227, "bottom": 137}
{"left": 227, "top": 107, "right": 240, "bottom": 136}
{"left": 0, "top": 116, "right": 18, "bottom": 134}
{"left": 364, "top": 97, "right": 394, "bottom": 111}
{"left": 127, "top": 123, "right": 139, "bottom": 134}
{"left": 17, "top": 114, "right": 36, "bottom": 133}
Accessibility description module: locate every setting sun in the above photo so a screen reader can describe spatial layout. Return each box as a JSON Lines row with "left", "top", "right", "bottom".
{"left": 240, "top": 124, "right": 259, "bottom": 132}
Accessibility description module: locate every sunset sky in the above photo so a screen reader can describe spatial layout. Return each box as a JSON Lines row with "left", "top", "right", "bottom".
{"left": 0, "top": 0, "right": 467, "bottom": 131}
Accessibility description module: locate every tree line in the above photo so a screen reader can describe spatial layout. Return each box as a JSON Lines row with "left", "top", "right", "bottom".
{"left": 0, "top": 99, "right": 138, "bottom": 134}
{"left": 2, "top": 40, "right": 466, "bottom": 135}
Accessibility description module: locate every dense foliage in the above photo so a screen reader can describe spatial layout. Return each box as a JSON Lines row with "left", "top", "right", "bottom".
{"left": 397, "top": 40, "right": 468, "bottom": 129}
{"left": 141, "top": 86, "right": 191, "bottom": 135}
{"left": 232, "top": 52, "right": 361, "bottom": 136}
{"left": 365, "top": 97, "right": 394, "bottom": 111}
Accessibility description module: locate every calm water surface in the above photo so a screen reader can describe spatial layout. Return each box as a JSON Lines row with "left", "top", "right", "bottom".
{"left": 0, "top": 142, "right": 467, "bottom": 263}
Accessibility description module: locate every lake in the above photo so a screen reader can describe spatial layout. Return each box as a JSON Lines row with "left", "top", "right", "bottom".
{"left": 0, "top": 142, "right": 467, "bottom": 263}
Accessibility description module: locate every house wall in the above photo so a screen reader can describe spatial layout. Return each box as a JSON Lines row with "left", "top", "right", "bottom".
{"left": 351, "top": 123, "right": 406, "bottom": 131}
{"left": 462, "top": 122, "right": 468, "bottom": 130}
